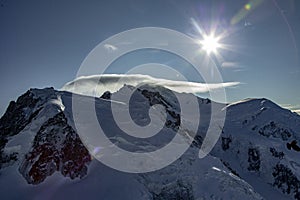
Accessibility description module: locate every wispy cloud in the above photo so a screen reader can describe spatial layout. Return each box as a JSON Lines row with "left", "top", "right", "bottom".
{"left": 282, "top": 104, "right": 295, "bottom": 110}
{"left": 61, "top": 74, "right": 240, "bottom": 97}
{"left": 293, "top": 109, "right": 300, "bottom": 114}
{"left": 221, "top": 62, "right": 241, "bottom": 68}
{"left": 104, "top": 44, "right": 118, "bottom": 51}
{"left": 221, "top": 62, "right": 246, "bottom": 72}
{"left": 282, "top": 104, "right": 300, "bottom": 114}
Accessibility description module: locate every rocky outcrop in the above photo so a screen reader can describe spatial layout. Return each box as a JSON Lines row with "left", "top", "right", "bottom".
{"left": 100, "top": 91, "right": 111, "bottom": 99}
{"left": 272, "top": 164, "right": 300, "bottom": 199}
{"left": 139, "top": 88, "right": 180, "bottom": 130}
{"left": 258, "top": 121, "right": 292, "bottom": 141}
{"left": 19, "top": 112, "right": 91, "bottom": 184}
{"left": 221, "top": 135, "right": 232, "bottom": 151}
{"left": 152, "top": 180, "right": 194, "bottom": 200}
{"left": 248, "top": 147, "right": 261, "bottom": 172}
{"left": 0, "top": 90, "right": 42, "bottom": 168}
{"left": 270, "top": 147, "right": 284, "bottom": 159}
{"left": 1, "top": 85, "right": 300, "bottom": 199}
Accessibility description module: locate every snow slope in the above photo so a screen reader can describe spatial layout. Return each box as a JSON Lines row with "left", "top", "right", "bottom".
{"left": 0, "top": 84, "right": 299, "bottom": 199}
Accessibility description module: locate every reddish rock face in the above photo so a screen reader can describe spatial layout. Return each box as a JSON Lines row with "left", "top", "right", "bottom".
{"left": 19, "top": 112, "right": 91, "bottom": 184}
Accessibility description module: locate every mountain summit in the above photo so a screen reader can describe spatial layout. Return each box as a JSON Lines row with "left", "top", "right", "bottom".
{"left": 0, "top": 85, "right": 300, "bottom": 199}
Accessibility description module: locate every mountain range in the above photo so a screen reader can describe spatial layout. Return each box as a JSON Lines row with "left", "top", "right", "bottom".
{"left": 0, "top": 83, "right": 300, "bottom": 200}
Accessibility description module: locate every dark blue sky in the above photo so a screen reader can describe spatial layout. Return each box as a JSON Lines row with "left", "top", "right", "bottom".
{"left": 0, "top": 0, "right": 299, "bottom": 115}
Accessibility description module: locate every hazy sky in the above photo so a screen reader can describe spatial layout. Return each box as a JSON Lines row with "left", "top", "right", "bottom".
{"left": 0, "top": 0, "right": 300, "bottom": 115}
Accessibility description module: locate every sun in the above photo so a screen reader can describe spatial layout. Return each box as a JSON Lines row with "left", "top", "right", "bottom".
{"left": 199, "top": 34, "right": 221, "bottom": 54}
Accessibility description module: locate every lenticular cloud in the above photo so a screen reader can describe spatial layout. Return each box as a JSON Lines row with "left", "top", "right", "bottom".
{"left": 61, "top": 74, "right": 240, "bottom": 97}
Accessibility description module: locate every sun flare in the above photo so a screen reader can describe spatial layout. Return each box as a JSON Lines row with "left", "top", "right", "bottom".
{"left": 199, "top": 34, "right": 221, "bottom": 54}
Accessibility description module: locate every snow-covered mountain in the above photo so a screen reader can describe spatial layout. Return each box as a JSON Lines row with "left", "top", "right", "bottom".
{"left": 0, "top": 84, "right": 300, "bottom": 199}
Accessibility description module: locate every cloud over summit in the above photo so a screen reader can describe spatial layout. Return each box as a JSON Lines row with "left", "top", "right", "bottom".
{"left": 61, "top": 74, "right": 240, "bottom": 97}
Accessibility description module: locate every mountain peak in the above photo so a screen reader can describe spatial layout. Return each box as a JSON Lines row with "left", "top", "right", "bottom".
{"left": 0, "top": 86, "right": 300, "bottom": 199}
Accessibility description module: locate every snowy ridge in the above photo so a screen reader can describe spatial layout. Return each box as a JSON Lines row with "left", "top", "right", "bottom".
{"left": 213, "top": 97, "right": 300, "bottom": 199}
{"left": 0, "top": 85, "right": 299, "bottom": 199}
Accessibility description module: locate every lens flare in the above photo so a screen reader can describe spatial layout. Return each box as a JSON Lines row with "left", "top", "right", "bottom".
{"left": 244, "top": 3, "right": 252, "bottom": 10}
{"left": 231, "top": 0, "right": 264, "bottom": 25}
{"left": 199, "top": 34, "right": 221, "bottom": 54}
{"left": 190, "top": 18, "right": 228, "bottom": 62}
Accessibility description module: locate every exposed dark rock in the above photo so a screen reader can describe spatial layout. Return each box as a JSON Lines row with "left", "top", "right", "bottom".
{"left": 0, "top": 90, "right": 40, "bottom": 137}
{"left": 252, "top": 125, "right": 258, "bottom": 131}
{"left": 0, "top": 90, "right": 42, "bottom": 169}
{"left": 191, "top": 135, "right": 203, "bottom": 149}
{"left": 221, "top": 136, "right": 232, "bottom": 151}
{"left": 0, "top": 151, "right": 18, "bottom": 169}
{"left": 19, "top": 112, "right": 91, "bottom": 184}
{"left": 204, "top": 99, "right": 211, "bottom": 104}
{"left": 221, "top": 159, "right": 240, "bottom": 178}
{"left": 258, "top": 121, "right": 292, "bottom": 141}
{"left": 248, "top": 148, "right": 260, "bottom": 172}
{"left": 242, "top": 119, "right": 248, "bottom": 125}
{"left": 100, "top": 91, "right": 111, "bottom": 99}
{"left": 272, "top": 164, "right": 300, "bottom": 199}
{"left": 153, "top": 180, "right": 194, "bottom": 200}
{"left": 140, "top": 88, "right": 180, "bottom": 130}
{"left": 270, "top": 148, "right": 284, "bottom": 159}
{"left": 287, "top": 140, "right": 300, "bottom": 152}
